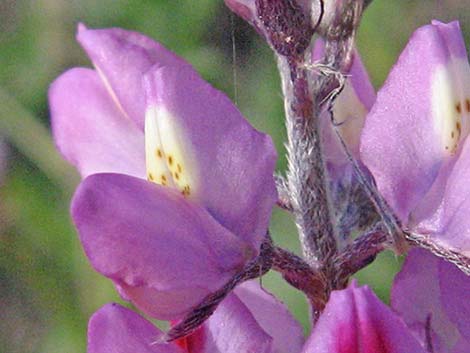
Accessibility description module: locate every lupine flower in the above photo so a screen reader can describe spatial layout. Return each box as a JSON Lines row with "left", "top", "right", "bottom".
{"left": 49, "top": 25, "right": 277, "bottom": 320}
{"left": 361, "top": 21, "right": 470, "bottom": 258}
{"left": 392, "top": 248, "right": 470, "bottom": 352}
{"left": 301, "top": 281, "right": 427, "bottom": 353}
{"left": 87, "top": 281, "right": 304, "bottom": 353}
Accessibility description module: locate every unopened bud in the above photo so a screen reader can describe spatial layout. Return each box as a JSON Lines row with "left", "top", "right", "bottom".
{"left": 225, "top": 0, "right": 315, "bottom": 58}
{"left": 256, "top": 0, "right": 314, "bottom": 57}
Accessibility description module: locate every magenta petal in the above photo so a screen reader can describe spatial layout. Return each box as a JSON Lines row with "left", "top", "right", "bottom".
{"left": 190, "top": 293, "right": 273, "bottom": 353}
{"left": 144, "top": 66, "right": 277, "bottom": 250}
{"left": 392, "top": 249, "right": 470, "bottom": 352}
{"left": 77, "top": 24, "right": 189, "bottom": 129}
{"left": 234, "top": 281, "right": 304, "bottom": 353}
{"left": 360, "top": 21, "right": 467, "bottom": 222}
{"left": 302, "top": 282, "right": 425, "bottom": 353}
{"left": 72, "top": 173, "right": 251, "bottom": 320}
{"left": 49, "top": 68, "right": 145, "bottom": 178}
{"left": 88, "top": 303, "right": 182, "bottom": 353}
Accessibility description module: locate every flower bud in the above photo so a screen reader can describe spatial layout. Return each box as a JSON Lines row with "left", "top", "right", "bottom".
{"left": 225, "top": 0, "right": 315, "bottom": 57}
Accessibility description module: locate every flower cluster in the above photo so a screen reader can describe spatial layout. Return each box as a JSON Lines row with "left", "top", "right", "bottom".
{"left": 49, "top": 2, "right": 470, "bottom": 353}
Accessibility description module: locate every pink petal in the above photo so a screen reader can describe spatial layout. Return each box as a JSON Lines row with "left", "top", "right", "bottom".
{"left": 188, "top": 293, "right": 273, "bottom": 353}
{"left": 235, "top": 281, "right": 304, "bottom": 353}
{"left": 144, "top": 65, "right": 277, "bottom": 250}
{"left": 88, "top": 303, "right": 182, "bottom": 353}
{"left": 360, "top": 21, "right": 468, "bottom": 223}
{"left": 72, "top": 173, "right": 251, "bottom": 320}
{"left": 50, "top": 68, "right": 145, "bottom": 178}
{"left": 77, "top": 24, "right": 190, "bottom": 129}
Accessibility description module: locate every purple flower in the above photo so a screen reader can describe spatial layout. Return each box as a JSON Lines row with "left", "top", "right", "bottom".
{"left": 392, "top": 248, "right": 470, "bottom": 352}
{"left": 360, "top": 21, "right": 470, "bottom": 258}
{"left": 49, "top": 25, "right": 277, "bottom": 320}
{"left": 301, "top": 281, "right": 427, "bottom": 353}
{"left": 87, "top": 281, "right": 304, "bottom": 353}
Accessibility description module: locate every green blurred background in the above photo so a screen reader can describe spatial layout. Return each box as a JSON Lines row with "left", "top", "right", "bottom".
{"left": 1, "top": 1, "right": 469, "bottom": 352}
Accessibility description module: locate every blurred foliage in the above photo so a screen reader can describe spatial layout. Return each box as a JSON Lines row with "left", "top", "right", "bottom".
{"left": 1, "top": 1, "right": 469, "bottom": 352}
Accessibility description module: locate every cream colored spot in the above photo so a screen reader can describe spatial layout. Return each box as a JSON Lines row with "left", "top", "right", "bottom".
{"left": 432, "top": 58, "right": 470, "bottom": 155}
{"left": 145, "top": 107, "right": 174, "bottom": 188}
{"left": 155, "top": 107, "right": 198, "bottom": 197}
{"left": 144, "top": 106, "right": 198, "bottom": 198}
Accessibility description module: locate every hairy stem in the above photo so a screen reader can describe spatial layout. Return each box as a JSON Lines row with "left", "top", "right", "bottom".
{"left": 274, "top": 174, "right": 293, "bottom": 211}
{"left": 280, "top": 55, "right": 337, "bottom": 266}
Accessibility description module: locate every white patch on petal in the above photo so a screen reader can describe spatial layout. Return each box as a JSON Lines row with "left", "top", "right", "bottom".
{"left": 157, "top": 107, "right": 198, "bottom": 198}
{"left": 145, "top": 106, "right": 198, "bottom": 198}
{"left": 145, "top": 106, "right": 174, "bottom": 187}
{"left": 333, "top": 80, "right": 368, "bottom": 154}
{"left": 432, "top": 58, "right": 470, "bottom": 155}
